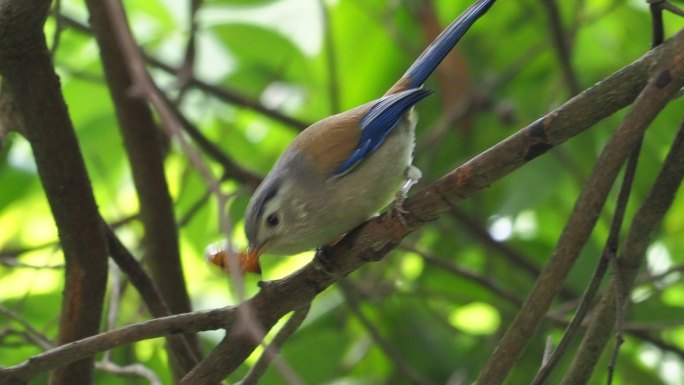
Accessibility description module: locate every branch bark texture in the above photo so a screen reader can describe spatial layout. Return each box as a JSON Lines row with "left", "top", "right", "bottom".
{"left": 0, "top": 1, "right": 109, "bottom": 385}
{"left": 559, "top": 126, "right": 684, "bottom": 384}
{"left": 0, "top": 11, "right": 681, "bottom": 384}
{"left": 84, "top": 0, "right": 194, "bottom": 320}
{"left": 180, "top": 27, "right": 684, "bottom": 385}
{"left": 476, "top": 27, "right": 684, "bottom": 385}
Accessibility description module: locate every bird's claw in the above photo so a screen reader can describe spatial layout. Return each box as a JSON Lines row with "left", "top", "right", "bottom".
{"left": 390, "top": 165, "right": 422, "bottom": 226}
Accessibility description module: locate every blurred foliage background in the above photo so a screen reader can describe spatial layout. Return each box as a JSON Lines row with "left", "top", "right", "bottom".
{"left": 1, "top": 0, "right": 683, "bottom": 384}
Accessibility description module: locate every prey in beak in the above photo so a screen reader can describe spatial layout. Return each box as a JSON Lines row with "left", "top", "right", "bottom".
{"left": 206, "top": 245, "right": 262, "bottom": 275}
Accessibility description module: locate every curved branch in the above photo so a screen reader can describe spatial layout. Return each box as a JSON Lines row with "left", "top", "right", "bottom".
{"left": 181, "top": 27, "right": 684, "bottom": 385}
{"left": 0, "top": 307, "right": 234, "bottom": 383}
{"left": 1, "top": 25, "right": 682, "bottom": 385}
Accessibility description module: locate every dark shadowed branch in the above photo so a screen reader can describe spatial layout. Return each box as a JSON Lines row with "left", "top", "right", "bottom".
{"left": 540, "top": 0, "right": 581, "bottom": 95}
{"left": 179, "top": 28, "right": 684, "bottom": 385}
{"left": 84, "top": 0, "right": 204, "bottom": 378}
{"left": 0, "top": 1, "right": 110, "bottom": 385}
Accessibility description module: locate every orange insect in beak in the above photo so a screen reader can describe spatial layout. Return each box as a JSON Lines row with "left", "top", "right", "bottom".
{"left": 206, "top": 246, "right": 262, "bottom": 275}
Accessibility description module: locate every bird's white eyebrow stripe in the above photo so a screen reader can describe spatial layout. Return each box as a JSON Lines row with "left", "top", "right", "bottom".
{"left": 256, "top": 183, "right": 279, "bottom": 219}
{"left": 245, "top": 180, "right": 281, "bottom": 242}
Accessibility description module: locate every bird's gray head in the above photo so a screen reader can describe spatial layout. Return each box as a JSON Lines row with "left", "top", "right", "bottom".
{"left": 244, "top": 175, "right": 284, "bottom": 256}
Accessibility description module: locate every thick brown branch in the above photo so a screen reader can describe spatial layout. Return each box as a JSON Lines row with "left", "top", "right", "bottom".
{"left": 476, "top": 29, "right": 684, "bottom": 385}
{"left": 84, "top": 0, "right": 194, "bottom": 319}
{"left": 0, "top": 2, "right": 110, "bottom": 385}
{"left": 560, "top": 119, "right": 684, "bottom": 384}
{"left": 84, "top": 0, "right": 204, "bottom": 377}
{"left": 1, "top": 22, "right": 682, "bottom": 385}
{"left": 180, "top": 28, "right": 684, "bottom": 385}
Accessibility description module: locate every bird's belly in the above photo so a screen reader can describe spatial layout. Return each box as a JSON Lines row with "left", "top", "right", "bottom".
{"left": 317, "top": 114, "right": 416, "bottom": 245}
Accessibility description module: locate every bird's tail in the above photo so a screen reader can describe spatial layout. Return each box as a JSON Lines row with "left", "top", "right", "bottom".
{"left": 386, "top": 0, "right": 495, "bottom": 95}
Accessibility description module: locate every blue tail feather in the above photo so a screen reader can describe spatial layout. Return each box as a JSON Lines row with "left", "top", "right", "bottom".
{"left": 333, "top": 0, "right": 495, "bottom": 177}
{"left": 403, "top": 0, "right": 495, "bottom": 88}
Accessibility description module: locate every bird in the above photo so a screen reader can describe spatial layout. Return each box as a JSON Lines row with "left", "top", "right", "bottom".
{"left": 237, "top": 0, "right": 496, "bottom": 274}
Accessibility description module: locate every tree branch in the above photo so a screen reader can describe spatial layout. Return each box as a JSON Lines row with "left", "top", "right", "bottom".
{"left": 339, "top": 281, "right": 430, "bottom": 385}
{"left": 560, "top": 118, "right": 684, "bottom": 384}
{"left": 104, "top": 223, "right": 203, "bottom": 373}
{"left": 1, "top": 23, "right": 682, "bottom": 385}
{"left": 84, "top": 0, "right": 195, "bottom": 321}
{"left": 0, "top": 2, "right": 110, "bottom": 384}
{"left": 0, "top": 308, "right": 235, "bottom": 384}
{"left": 236, "top": 305, "right": 310, "bottom": 385}
{"left": 476, "top": 28, "right": 684, "bottom": 385}
{"left": 55, "top": 12, "right": 310, "bottom": 131}
{"left": 541, "top": 0, "right": 581, "bottom": 95}
{"left": 84, "top": 1, "right": 205, "bottom": 378}
{"left": 181, "top": 27, "right": 684, "bottom": 385}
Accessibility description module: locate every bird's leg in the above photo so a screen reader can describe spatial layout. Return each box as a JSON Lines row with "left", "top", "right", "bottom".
{"left": 391, "top": 165, "right": 422, "bottom": 224}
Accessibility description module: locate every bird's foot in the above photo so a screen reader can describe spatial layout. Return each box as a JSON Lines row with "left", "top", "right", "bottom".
{"left": 390, "top": 165, "right": 422, "bottom": 226}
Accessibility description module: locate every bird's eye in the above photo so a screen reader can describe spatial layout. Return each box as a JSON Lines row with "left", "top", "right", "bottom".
{"left": 266, "top": 213, "right": 280, "bottom": 228}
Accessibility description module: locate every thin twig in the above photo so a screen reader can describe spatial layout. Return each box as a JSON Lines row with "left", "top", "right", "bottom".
{"left": 174, "top": 0, "right": 203, "bottom": 104}
{"left": 237, "top": 305, "right": 311, "bottom": 385}
{"left": 541, "top": 0, "right": 581, "bottom": 95}
{"left": 530, "top": 136, "right": 643, "bottom": 385}
{"left": 320, "top": 0, "right": 340, "bottom": 115}
{"left": 663, "top": 1, "right": 684, "bottom": 17}
{"left": 104, "top": 222, "right": 202, "bottom": 373}
{"left": 606, "top": 253, "right": 625, "bottom": 385}
{"left": 406, "top": 245, "right": 524, "bottom": 306}
{"left": 103, "top": 263, "right": 123, "bottom": 362}
{"left": 54, "top": 12, "right": 310, "bottom": 131}
{"left": 338, "top": 281, "right": 432, "bottom": 385}
{"left": 95, "top": 361, "right": 162, "bottom": 385}
{"left": 157, "top": 91, "right": 262, "bottom": 188}
{"left": 0, "top": 305, "right": 54, "bottom": 350}
{"left": 650, "top": 0, "right": 666, "bottom": 47}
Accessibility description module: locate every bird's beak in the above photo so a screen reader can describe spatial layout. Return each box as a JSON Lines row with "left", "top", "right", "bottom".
{"left": 206, "top": 245, "right": 262, "bottom": 275}
{"left": 243, "top": 245, "right": 263, "bottom": 274}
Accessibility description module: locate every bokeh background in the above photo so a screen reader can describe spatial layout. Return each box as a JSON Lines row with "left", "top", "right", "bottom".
{"left": 1, "top": 0, "right": 683, "bottom": 384}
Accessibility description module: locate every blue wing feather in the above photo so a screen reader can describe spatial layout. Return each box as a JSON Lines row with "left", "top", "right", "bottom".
{"left": 333, "top": 88, "right": 432, "bottom": 176}
{"left": 332, "top": 0, "right": 495, "bottom": 177}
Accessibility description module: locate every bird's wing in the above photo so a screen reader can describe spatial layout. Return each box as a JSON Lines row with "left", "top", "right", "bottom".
{"left": 332, "top": 88, "right": 432, "bottom": 177}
